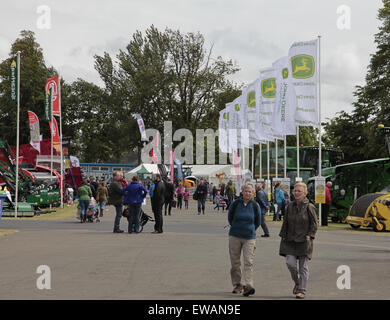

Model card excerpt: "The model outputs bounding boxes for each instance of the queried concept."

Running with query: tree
[0,30,56,145]
[324,0,390,160]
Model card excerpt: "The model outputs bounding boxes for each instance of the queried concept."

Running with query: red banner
[28,111,41,153]
[45,75,60,116]
[49,117,61,153]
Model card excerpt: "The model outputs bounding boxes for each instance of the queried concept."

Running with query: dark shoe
[151,231,159,234]
[113,229,124,233]
[96,218,100,223]
[296,292,305,299]
[128,231,133,234]
[261,234,270,238]
[293,284,299,295]
[232,284,244,294]
[243,286,255,297]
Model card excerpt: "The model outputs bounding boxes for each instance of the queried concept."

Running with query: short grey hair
[243,183,254,191]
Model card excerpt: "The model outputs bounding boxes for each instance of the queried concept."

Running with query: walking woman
[96,181,108,219]
[279,182,318,299]
[228,183,261,297]
[78,179,92,223]
[122,176,148,233]
[176,183,185,210]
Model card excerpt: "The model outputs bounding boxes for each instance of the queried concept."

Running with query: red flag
[28,111,41,153]
[45,75,60,116]
[49,117,61,153]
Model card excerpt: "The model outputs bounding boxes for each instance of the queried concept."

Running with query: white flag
[218,108,230,153]
[227,97,249,150]
[259,68,276,140]
[288,39,318,127]
[134,114,148,141]
[272,56,297,136]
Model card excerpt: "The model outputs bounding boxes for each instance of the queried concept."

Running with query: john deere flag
[259,68,276,139]
[49,116,61,153]
[228,96,249,150]
[44,87,52,121]
[10,56,18,101]
[272,56,297,136]
[218,108,230,153]
[45,75,60,116]
[288,39,318,127]
[28,111,41,153]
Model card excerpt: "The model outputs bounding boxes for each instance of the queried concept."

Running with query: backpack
[230,199,260,226]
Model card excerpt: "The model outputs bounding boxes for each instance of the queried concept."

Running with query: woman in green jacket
[78,180,92,223]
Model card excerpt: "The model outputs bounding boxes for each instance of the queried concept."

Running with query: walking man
[164,178,174,216]
[151,174,165,234]
[108,171,124,233]
[195,179,208,215]
[255,182,270,237]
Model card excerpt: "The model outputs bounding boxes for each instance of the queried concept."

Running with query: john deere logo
[247,91,256,108]
[261,78,276,98]
[235,104,240,111]
[223,112,229,122]
[282,68,289,79]
[291,54,314,79]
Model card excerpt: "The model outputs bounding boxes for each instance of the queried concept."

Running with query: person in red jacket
[322,181,332,226]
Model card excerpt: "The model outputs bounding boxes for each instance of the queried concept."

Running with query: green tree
[324,0,390,160]
[0,30,56,145]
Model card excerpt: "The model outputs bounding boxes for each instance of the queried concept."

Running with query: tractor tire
[373,220,385,232]
[331,216,339,223]
[350,224,361,230]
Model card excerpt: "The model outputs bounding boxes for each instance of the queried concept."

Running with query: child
[183,188,190,210]
[214,191,223,211]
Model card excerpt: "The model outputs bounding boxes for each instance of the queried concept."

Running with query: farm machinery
[0,139,62,216]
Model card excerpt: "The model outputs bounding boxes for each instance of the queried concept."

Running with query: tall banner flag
[243,79,271,145]
[28,111,41,153]
[10,56,18,102]
[45,75,60,116]
[288,39,318,127]
[134,114,148,141]
[44,87,52,121]
[170,150,174,182]
[259,68,276,139]
[175,158,183,183]
[49,117,61,153]
[228,97,249,150]
[218,108,230,153]
[272,56,297,136]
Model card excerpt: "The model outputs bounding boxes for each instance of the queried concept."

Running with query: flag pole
[15,51,21,218]
[59,76,64,208]
[284,135,287,178]
[50,87,53,210]
[259,143,262,181]
[275,138,278,179]
[296,125,300,180]
[251,147,254,180]
[267,140,270,201]
[318,35,322,225]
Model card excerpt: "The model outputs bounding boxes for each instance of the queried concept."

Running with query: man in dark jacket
[108,171,124,233]
[164,178,175,216]
[195,179,208,215]
[255,182,270,237]
[151,173,165,234]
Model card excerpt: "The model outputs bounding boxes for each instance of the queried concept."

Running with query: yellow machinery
[216,172,225,190]
[183,176,197,190]
[345,193,390,232]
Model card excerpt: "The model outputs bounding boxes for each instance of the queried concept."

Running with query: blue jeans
[128,203,142,233]
[197,196,206,213]
[274,202,283,221]
[79,200,90,218]
[113,204,123,231]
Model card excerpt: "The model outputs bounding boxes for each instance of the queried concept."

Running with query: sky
[0,0,384,121]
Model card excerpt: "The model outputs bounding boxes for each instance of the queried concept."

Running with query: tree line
[1,0,390,165]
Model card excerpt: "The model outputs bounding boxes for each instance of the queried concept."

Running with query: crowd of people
[75,172,321,299]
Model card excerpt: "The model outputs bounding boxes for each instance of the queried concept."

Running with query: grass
[2,203,78,221]
[0,229,18,237]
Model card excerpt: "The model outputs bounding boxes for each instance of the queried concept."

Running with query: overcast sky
[0,0,384,121]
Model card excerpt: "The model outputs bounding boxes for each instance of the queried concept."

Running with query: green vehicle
[307,158,390,222]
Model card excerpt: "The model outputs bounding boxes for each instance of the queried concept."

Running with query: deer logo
[291,54,314,79]
[261,78,276,98]
[247,91,256,108]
